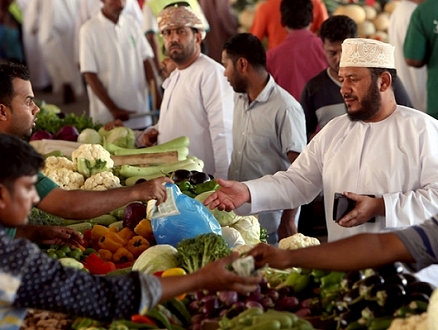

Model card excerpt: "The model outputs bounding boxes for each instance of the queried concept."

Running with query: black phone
[333,193,376,223]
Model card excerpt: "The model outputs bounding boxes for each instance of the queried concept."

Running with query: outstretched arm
[37,177,172,219]
[204,178,251,212]
[247,232,414,271]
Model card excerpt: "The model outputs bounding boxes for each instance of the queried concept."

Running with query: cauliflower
[42,156,84,190]
[278,233,320,250]
[230,215,261,245]
[428,288,438,330]
[388,313,428,330]
[43,156,75,172]
[44,168,85,190]
[71,144,114,178]
[82,171,121,191]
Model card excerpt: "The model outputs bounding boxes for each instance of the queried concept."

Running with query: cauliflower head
[71,144,114,178]
[389,312,428,330]
[43,156,75,172]
[82,171,121,191]
[278,233,320,250]
[44,168,85,190]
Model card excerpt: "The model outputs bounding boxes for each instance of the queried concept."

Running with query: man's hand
[137,128,158,147]
[203,178,251,211]
[133,176,173,205]
[337,192,385,227]
[112,108,136,121]
[246,243,291,270]
[103,119,125,130]
[16,225,85,247]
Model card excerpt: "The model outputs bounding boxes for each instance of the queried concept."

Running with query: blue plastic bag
[151,183,222,247]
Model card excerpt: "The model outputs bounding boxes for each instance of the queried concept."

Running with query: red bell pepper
[131,314,157,325]
[83,253,116,275]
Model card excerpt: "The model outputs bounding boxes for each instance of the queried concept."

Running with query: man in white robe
[204,38,438,285]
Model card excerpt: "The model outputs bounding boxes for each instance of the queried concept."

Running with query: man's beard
[346,82,381,122]
[168,40,195,64]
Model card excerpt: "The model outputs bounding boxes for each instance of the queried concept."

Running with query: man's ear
[379,71,392,91]
[238,57,248,73]
[0,104,7,120]
[0,185,7,210]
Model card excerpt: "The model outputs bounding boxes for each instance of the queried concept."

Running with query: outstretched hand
[17,225,85,247]
[337,192,384,227]
[203,178,251,211]
[134,176,173,205]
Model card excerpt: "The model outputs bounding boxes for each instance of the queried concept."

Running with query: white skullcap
[340,38,395,69]
[157,6,206,40]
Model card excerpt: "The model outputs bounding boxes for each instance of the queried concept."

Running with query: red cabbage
[122,202,147,230]
[29,130,53,141]
[53,125,79,141]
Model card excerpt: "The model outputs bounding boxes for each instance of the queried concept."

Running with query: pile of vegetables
[31,103,101,142]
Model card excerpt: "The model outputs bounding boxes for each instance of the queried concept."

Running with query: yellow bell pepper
[134,219,153,238]
[126,236,150,258]
[91,224,109,241]
[98,249,113,262]
[161,267,187,300]
[98,231,126,253]
[113,247,134,263]
[118,227,135,241]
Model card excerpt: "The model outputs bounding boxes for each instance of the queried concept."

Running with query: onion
[29,130,53,141]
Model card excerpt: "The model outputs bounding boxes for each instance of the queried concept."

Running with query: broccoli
[28,208,64,226]
[176,233,231,273]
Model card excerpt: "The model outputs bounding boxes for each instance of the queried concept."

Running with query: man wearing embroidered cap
[204,37,438,285]
[137,5,234,180]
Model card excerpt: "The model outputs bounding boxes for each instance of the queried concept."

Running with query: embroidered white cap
[340,38,395,69]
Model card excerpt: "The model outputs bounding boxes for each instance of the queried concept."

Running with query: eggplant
[190,171,211,185]
[373,262,404,279]
[217,290,238,306]
[342,270,365,290]
[343,287,362,305]
[385,274,408,287]
[356,274,385,296]
[405,281,435,298]
[337,311,360,329]
[274,296,300,311]
[122,202,146,230]
[171,169,192,182]
[405,292,430,304]
[402,273,418,285]
[376,283,406,312]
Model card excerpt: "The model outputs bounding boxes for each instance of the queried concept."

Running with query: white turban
[340,38,395,69]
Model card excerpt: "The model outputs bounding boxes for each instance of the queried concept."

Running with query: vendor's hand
[112,108,136,122]
[203,178,250,211]
[104,119,125,130]
[337,192,384,227]
[137,128,158,147]
[35,226,84,247]
[247,243,291,270]
[134,176,173,205]
[197,252,262,294]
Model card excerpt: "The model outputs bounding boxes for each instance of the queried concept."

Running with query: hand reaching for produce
[158,252,262,303]
[246,243,292,270]
[111,107,136,122]
[16,225,84,247]
[133,176,173,205]
[203,178,251,211]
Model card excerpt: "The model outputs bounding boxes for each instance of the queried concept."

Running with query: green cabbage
[194,191,240,226]
[132,244,179,274]
[231,215,261,245]
[98,126,135,149]
[77,128,102,144]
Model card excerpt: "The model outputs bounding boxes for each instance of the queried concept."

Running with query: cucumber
[124,174,169,186]
[243,319,281,330]
[115,146,189,161]
[66,222,93,233]
[88,214,118,226]
[108,220,124,231]
[114,136,189,155]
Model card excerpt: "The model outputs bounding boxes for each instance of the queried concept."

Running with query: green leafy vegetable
[98,126,136,149]
[28,207,64,226]
[176,233,231,273]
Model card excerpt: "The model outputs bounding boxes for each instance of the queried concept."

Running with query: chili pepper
[126,235,150,258]
[176,180,192,192]
[131,314,158,325]
[113,247,134,263]
[118,227,135,241]
[320,271,346,290]
[193,179,219,195]
[98,231,126,252]
[134,219,153,239]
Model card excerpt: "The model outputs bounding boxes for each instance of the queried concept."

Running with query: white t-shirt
[80,11,154,129]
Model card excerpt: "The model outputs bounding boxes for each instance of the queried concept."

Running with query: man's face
[323,39,343,76]
[339,67,381,122]
[0,175,40,227]
[162,26,199,65]
[0,78,40,138]
[101,0,126,20]
[221,50,247,93]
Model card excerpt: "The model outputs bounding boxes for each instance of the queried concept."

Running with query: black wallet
[333,193,376,223]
